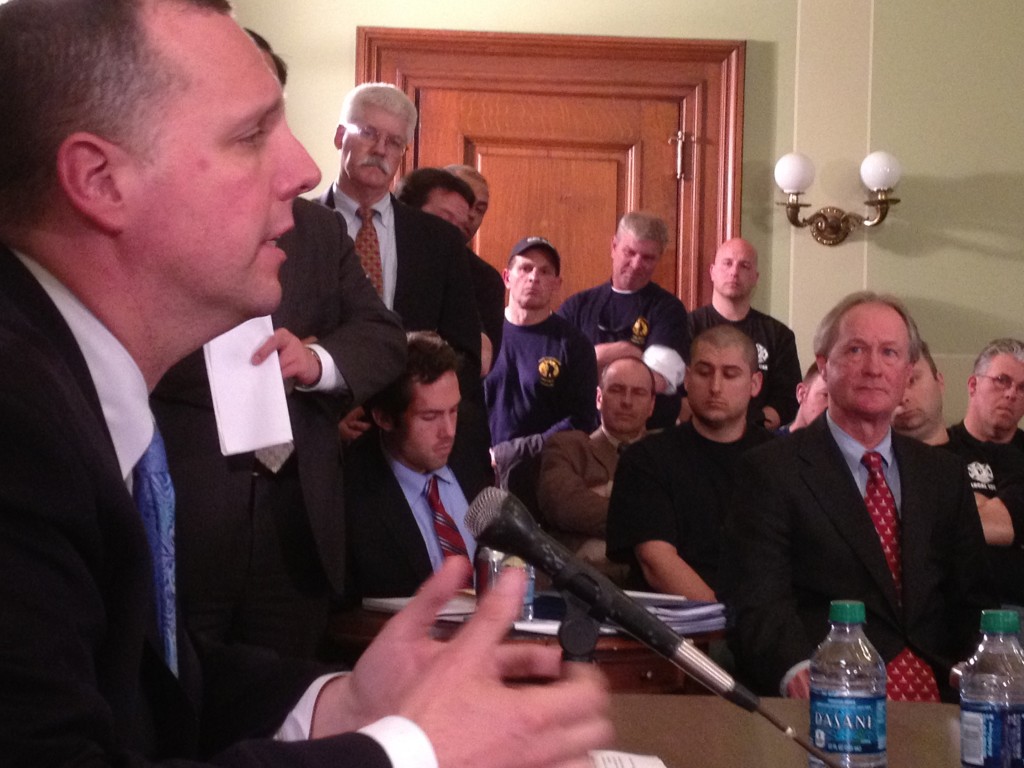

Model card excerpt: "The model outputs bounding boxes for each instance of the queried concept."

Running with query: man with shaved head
[688,237,801,430]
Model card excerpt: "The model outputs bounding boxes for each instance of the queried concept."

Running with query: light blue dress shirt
[386,453,477,570]
[825,410,903,512]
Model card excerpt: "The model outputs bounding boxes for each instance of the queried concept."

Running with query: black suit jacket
[0,245,390,765]
[344,430,489,599]
[723,415,993,700]
[152,198,406,595]
[467,247,505,355]
[317,188,481,375]
[318,188,493,492]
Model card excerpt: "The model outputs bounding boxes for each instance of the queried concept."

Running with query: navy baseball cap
[508,236,561,275]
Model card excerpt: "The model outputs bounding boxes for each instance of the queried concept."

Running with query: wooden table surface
[610,695,960,767]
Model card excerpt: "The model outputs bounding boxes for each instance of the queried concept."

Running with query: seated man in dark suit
[724,292,993,702]
[345,332,491,598]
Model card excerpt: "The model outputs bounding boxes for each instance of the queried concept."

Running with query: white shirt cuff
[780,659,811,697]
[296,343,347,394]
[275,673,342,740]
[274,675,438,768]
[359,715,438,768]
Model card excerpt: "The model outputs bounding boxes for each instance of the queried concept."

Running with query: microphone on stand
[465,486,843,768]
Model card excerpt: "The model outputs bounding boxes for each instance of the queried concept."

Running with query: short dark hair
[245,28,288,86]
[395,168,475,210]
[366,331,459,423]
[690,325,759,374]
[0,0,232,226]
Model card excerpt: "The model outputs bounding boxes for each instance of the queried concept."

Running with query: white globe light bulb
[774,153,815,194]
[860,151,902,191]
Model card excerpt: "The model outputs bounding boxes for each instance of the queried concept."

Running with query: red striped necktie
[426,474,468,559]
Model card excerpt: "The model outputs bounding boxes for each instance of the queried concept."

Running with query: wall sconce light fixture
[773,151,902,246]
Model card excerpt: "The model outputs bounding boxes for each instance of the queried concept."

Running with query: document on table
[590,750,666,768]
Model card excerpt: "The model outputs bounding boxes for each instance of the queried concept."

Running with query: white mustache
[361,156,392,175]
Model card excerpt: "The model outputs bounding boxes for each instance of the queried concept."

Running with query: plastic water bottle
[474,547,535,621]
[808,600,887,768]
[959,609,1024,768]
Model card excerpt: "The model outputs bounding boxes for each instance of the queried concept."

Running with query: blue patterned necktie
[133,426,178,676]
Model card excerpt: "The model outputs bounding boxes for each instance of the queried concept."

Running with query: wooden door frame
[356,27,745,308]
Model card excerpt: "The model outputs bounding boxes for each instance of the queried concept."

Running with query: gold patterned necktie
[355,206,383,297]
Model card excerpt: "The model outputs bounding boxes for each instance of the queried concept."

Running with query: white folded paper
[203,316,293,455]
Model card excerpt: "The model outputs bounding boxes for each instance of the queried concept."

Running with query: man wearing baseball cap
[484,237,599,490]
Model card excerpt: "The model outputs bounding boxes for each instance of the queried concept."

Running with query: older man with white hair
[319,84,492,490]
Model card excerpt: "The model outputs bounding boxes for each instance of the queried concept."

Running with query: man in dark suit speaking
[724,292,993,703]
[0,1,611,765]
[345,332,491,598]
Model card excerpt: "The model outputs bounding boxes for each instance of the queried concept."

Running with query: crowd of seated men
[156,35,1023,710]
[235,69,1019,708]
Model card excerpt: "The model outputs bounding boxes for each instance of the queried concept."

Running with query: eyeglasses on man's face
[976,373,1024,396]
[343,122,408,153]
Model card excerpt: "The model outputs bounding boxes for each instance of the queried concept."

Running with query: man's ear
[750,370,764,398]
[55,132,132,234]
[370,407,393,432]
[333,124,346,150]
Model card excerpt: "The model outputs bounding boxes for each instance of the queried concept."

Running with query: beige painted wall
[234,0,1024,423]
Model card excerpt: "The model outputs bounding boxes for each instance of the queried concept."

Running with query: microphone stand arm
[551,566,843,768]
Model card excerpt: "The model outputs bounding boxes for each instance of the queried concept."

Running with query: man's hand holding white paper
[203,316,293,456]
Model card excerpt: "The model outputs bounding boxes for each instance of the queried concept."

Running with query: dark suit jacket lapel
[368,439,435,582]
[797,418,903,614]
[391,197,419,316]
[0,246,201,734]
[0,247,109,440]
[317,186,336,210]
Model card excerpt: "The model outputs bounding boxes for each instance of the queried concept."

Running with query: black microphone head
[466,486,547,560]
[465,486,510,538]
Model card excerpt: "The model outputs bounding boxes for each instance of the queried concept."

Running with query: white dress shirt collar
[14,251,152,482]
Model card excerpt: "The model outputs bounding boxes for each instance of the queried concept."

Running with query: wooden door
[358,28,745,309]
